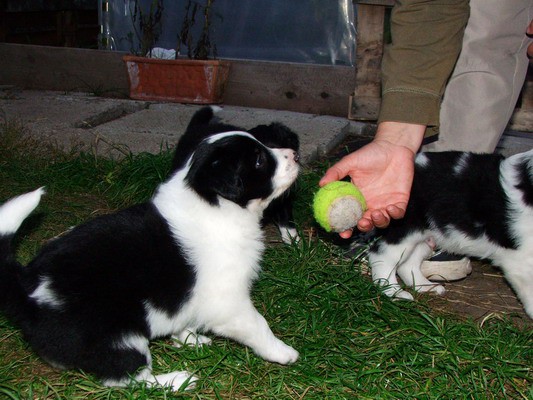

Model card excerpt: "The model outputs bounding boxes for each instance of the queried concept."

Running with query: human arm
[379,0,470,130]
[320,0,469,237]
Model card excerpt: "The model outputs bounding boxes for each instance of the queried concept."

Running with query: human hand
[319,122,425,237]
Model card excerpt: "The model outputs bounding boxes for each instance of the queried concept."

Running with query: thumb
[319,165,347,187]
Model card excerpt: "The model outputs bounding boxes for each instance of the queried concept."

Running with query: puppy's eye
[255,150,265,169]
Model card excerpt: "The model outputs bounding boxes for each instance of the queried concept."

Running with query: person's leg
[421,1,532,278]
[423,0,533,153]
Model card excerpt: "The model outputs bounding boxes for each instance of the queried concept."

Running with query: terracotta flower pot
[123,55,230,104]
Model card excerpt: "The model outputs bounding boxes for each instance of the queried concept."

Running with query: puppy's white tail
[0,187,45,236]
[0,188,44,325]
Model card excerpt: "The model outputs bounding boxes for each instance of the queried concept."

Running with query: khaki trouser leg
[423,0,533,153]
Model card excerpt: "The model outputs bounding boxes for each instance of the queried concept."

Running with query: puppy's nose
[293,151,300,163]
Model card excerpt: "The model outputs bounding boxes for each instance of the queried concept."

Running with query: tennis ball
[313,181,367,233]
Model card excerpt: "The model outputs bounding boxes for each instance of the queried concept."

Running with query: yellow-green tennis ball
[313,181,367,233]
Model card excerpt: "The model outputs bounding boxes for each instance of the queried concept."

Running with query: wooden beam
[0,43,355,117]
[355,0,395,6]
[0,43,129,96]
[349,3,388,120]
[224,61,354,116]
[510,79,533,132]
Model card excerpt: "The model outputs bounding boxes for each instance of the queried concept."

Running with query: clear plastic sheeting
[98,0,356,66]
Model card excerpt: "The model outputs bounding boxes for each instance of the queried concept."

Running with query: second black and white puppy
[369,150,533,319]
[249,122,300,243]
[174,106,301,244]
[0,107,300,390]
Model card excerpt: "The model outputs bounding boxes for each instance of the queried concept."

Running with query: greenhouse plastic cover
[99,0,356,66]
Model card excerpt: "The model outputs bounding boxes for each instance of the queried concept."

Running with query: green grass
[0,117,531,399]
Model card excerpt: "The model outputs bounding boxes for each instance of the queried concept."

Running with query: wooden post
[349,1,395,121]
[509,76,533,132]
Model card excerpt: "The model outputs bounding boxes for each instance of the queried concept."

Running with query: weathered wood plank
[519,79,533,111]
[0,43,130,96]
[224,61,355,116]
[509,109,533,133]
[349,3,387,120]
[355,0,396,6]
[0,43,355,117]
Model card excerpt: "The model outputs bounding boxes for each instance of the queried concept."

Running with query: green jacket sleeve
[378,0,470,137]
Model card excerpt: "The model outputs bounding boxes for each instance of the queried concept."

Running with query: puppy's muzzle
[293,151,300,163]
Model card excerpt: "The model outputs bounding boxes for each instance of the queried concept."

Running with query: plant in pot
[123,0,230,104]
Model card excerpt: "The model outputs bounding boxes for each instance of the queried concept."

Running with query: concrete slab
[0,89,367,164]
[0,90,148,153]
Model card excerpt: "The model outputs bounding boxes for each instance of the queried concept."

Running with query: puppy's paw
[280,227,300,245]
[172,330,212,348]
[415,283,446,295]
[153,371,198,391]
[261,339,299,365]
[392,289,414,301]
[379,284,414,300]
[272,342,299,365]
[135,369,197,391]
[429,284,446,295]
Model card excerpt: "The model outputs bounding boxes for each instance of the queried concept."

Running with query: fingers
[339,229,354,239]
[356,218,374,232]
[329,203,406,236]
[356,214,386,232]
[385,203,407,220]
[355,204,407,233]
[336,209,391,238]
[364,210,390,229]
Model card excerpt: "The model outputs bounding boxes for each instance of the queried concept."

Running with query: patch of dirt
[427,261,531,326]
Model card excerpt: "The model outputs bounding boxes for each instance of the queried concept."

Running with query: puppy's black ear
[171,107,218,172]
[249,123,300,151]
[185,142,245,206]
[203,159,246,205]
[186,106,219,129]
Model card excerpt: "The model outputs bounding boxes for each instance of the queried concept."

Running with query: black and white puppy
[173,107,301,244]
[369,150,533,319]
[249,122,301,243]
[0,107,300,390]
